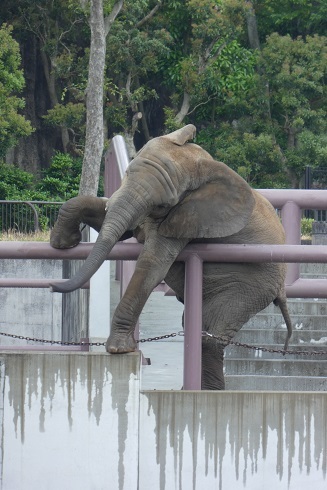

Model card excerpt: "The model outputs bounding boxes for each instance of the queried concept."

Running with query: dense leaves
[0,24,33,157]
[0,0,326,190]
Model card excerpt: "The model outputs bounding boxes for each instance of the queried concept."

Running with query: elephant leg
[201,337,225,390]
[166,264,226,390]
[107,234,188,353]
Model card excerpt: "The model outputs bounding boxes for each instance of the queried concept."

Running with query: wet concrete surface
[110,265,184,391]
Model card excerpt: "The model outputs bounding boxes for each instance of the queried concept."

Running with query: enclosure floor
[110,264,184,390]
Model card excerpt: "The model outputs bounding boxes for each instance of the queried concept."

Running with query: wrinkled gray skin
[50,124,292,390]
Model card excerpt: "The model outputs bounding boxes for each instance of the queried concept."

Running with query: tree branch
[104,0,124,36]
[135,1,162,29]
[186,93,218,116]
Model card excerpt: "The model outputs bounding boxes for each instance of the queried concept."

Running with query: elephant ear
[158,159,255,239]
[161,124,196,146]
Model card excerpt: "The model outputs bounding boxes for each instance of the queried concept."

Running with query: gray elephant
[50,124,292,390]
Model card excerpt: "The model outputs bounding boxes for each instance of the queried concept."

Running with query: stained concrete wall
[0,352,140,490]
[0,352,326,490]
[139,391,327,489]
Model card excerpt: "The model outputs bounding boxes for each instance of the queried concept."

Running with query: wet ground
[110,264,184,390]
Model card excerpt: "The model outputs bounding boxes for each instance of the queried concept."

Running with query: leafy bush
[301,218,314,237]
[0,152,103,203]
[37,152,82,200]
[0,24,33,157]
[0,163,35,199]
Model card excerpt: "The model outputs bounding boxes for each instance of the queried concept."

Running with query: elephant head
[49,124,255,293]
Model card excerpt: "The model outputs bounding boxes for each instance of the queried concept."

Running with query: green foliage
[1,0,326,192]
[0,24,33,157]
[255,0,327,38]
[37,152,83,200]
[0,152,87,202]
[43,103,85,129]
[205,40,257,96]
[197,124,286,187]
[261,33,327,184]
[301,218,314,237]
[163,107,184,133]
[0,163,35,200]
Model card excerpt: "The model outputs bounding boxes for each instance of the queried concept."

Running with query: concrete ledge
[1,352,327,489]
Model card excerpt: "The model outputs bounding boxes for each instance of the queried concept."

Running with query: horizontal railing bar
[0,345,87,351]
[0,242,327,263]
[0,277,324,297]
[259,189,327,209]
[286,278,327,298]
[0,200,63,204]
[0,279,89,288]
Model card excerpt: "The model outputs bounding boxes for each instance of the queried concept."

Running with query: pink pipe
[1,242,327,264]
[183,254,203,390]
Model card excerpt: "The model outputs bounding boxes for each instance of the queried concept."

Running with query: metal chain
[1,330,327,356]
[0,331,177,347]
[202,332,327,357]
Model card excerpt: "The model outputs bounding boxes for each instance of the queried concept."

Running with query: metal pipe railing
[1,240,327,387]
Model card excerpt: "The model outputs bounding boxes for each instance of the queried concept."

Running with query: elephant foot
[106,331,136,353]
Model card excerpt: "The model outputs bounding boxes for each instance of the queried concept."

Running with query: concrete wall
[0,351,326,490]
[139,391,327,489]
[0,259,62,346]
[0,236,110,347]
[0,352,140,490]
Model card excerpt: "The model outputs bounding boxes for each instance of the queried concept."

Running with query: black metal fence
[303,167,327,220]
[0,201,63,233]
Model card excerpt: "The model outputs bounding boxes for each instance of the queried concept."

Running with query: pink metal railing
[1,238,327,386]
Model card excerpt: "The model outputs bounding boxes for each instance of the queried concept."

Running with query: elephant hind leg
[201,337,225,390]
[273,291,292,351]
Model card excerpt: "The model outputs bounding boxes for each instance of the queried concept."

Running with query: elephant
[49,124,292,390]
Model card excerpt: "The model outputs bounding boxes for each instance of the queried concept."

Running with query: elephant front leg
[106,235,188,353]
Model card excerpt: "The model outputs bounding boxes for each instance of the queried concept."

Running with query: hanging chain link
[201,331,327,357]
[1,330,327,356]
[0,331,178,347]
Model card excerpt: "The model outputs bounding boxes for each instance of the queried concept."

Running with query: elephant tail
[274,291,292,352]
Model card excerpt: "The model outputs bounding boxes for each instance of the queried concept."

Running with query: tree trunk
[79,0,106,196]
[79,0,123,196]
[175,92,191,125]
[40,48,70,153]
[245,2,261,51]
[5,34,58,172]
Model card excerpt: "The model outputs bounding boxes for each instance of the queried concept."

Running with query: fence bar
[281,201,302,285]
[0,345,88,351]
[285,278,327,298]
[1,242,327,265]
[259,189,327,209]
[0,279,89,288]
[184,254,203,390]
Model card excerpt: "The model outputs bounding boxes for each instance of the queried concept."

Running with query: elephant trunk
[49,184,149,293]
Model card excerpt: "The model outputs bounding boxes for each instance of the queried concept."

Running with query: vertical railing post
[281,201,302,284]
[183,254,203,390]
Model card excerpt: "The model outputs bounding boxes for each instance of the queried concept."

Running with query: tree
[200,32,327,189]
[254,0,327,38]
[104,0,167,152]
[0,24,33,158]
[78,0,124,196]
[156,0,254,127]
[261,33,327,187]
[15,0,87,153]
